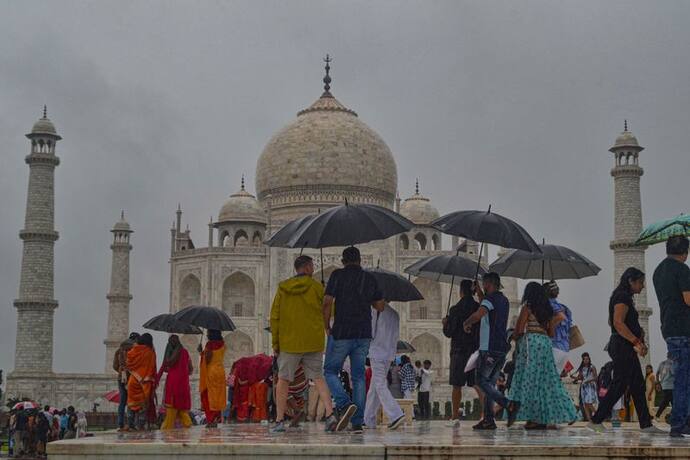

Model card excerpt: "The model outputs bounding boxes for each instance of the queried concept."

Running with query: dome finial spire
[241,174,245,191]
[120,210,125,220]
[42,105,47,119]
[624,119,628,132]
[323,54,332,95]
[415,178,419,195]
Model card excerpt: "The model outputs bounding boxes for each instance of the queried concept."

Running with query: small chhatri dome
[112,210,132,232]
[400,179,440,225]
[256,56,397,205]
[610,119,643,151]
[29,105,60,138]
[218,176,266,224]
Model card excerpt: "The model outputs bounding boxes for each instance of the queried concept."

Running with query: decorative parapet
[611,165,643,177]
[25,153,60,166]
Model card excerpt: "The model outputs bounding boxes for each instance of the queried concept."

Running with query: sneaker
[641,425,667,435]
[388,415,405,431]
[506,400,521,428]
[586,422,605,434]
[324,414,338,433]
[270,421,286,434]
[349,424,364,434]
[446,419,461,428]
[335,404,357,432]
[472,420,497,430]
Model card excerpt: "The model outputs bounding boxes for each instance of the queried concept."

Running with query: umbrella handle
[446,274,456,315]
[474,241,485,280]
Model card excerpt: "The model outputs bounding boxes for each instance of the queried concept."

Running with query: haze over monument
[2,0,690,391]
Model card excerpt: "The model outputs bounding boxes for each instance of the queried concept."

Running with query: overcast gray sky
[2,0,690,375]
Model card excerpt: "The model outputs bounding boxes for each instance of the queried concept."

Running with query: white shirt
[368,304,400,362]
[420,368,433,392]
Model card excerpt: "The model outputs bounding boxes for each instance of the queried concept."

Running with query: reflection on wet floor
[63,420,690,450]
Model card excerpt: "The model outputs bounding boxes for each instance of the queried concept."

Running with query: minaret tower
[13,107,61,375]
[104,212,133,372]
[609,120,651,364]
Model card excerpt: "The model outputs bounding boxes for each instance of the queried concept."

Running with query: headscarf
[163,334,182,367]
[138,333,154,348]
[208,329,223,341]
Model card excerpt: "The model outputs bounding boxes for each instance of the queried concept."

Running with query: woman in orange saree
[199,329,227,427]
[126,333,157,430]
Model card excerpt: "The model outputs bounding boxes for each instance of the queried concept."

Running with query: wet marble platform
[48,421,690,459]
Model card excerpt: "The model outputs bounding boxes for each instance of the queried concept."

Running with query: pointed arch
[234,229,249,247]
[432,234,440,251]
[414,233,427,250]
[220,231,231,247]
[409,278,442,320]
[400,234,410,250]
[252,231,263,246]
[222,271,255,317]
[223,330,254,368]
[179,274,201,308]
[410,332,442,373]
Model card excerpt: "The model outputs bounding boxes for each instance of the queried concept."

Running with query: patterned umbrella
[636,214,690,246]
[12,401,40,411]
[103,390,120,404]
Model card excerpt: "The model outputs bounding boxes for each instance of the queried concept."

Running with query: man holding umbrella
[323,247,385,433]
[463,272,520,430]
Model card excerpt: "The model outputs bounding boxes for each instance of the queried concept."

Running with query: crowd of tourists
[6,405,86,457]
[16,235,688,441]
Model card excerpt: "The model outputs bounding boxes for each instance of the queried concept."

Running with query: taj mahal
[4,61,650,410]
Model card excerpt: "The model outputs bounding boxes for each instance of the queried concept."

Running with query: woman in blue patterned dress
[508,282,577,429]
[571,352,598,421]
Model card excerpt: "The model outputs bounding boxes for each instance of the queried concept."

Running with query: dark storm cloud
[1,0,690,373]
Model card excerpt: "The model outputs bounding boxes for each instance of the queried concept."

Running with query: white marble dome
[400,187,440,225]
[112,211,132,232]
[218,185,266,224]
[612,130,640,149]
[255,91,398,205]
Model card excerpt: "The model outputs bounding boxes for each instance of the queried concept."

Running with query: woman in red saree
[126,333,157,430]
[158,335,193,429]
[199,329,226,427]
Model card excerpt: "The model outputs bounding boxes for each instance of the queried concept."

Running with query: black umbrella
[490,243,601,282]
[173,305,236,331]
[405,252,488,314]
[433,206,541,281]
[264,214,316,248]
[404,254,487,283]
[397,340,416,353]
[267,202,414,249]
[143,313,203,334]
[365,268,424,302]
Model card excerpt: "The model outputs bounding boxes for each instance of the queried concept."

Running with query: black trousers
[592,336,651,428]
[418,391,431,419]
[656,389,673,418]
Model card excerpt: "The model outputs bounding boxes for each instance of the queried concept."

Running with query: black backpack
[597,361,614,397]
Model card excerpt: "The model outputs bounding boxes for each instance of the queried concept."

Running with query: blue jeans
[117,380,128,429]
[476,350,508,423]
[666,336,690,432]
[324,337,371,426]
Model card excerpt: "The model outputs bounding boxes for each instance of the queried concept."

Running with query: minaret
[13,107,61,375]
[609,121,651,364]
[104,211,133,372]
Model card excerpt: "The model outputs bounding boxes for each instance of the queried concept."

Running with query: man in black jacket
[442,279,482,426]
